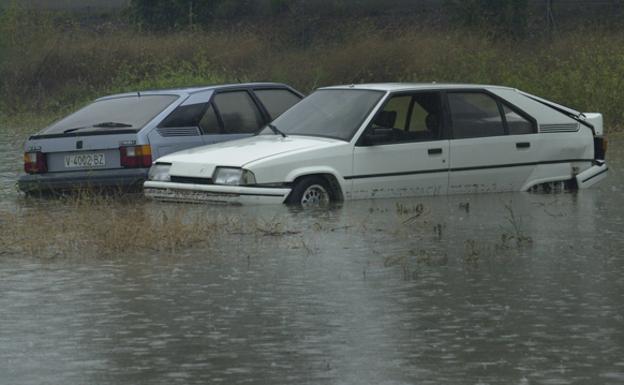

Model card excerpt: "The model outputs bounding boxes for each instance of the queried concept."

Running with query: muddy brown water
[1,125,623,385]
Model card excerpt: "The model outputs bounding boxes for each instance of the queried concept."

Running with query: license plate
[64,153,106,168]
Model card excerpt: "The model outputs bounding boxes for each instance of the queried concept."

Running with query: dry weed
[0,199,223,258]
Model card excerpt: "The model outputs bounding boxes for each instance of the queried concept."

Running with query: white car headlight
[148,163,171,182]
[213,167,256,186]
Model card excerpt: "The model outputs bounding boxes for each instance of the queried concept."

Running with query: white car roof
[320,83,516,92]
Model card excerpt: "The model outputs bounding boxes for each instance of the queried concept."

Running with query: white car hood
[160,135,343,178]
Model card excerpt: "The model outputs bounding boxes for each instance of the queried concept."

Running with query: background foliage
[1,0,624,129]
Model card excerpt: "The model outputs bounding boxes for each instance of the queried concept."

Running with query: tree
[129,0,260,30]
[445,0,529,38]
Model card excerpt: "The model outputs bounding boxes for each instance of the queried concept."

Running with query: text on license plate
[64,153,106,168]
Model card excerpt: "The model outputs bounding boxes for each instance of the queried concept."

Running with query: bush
[129,0,263,30]
[445,0,529,37]
[1,6,624,130]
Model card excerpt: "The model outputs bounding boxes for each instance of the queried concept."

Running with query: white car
[144,83,608,206]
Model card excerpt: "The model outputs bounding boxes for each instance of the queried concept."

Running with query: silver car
[18,83,303,193]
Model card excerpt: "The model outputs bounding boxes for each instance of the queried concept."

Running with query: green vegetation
[1,3,624,130]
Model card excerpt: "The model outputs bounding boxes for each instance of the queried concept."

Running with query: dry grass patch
[0,198,229,258]
[0,194,323,259]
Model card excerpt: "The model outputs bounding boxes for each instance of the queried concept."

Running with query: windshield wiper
[63,125,89,134]
[268,123,287,138]
[63,122,133,134]
[92,122,133,128]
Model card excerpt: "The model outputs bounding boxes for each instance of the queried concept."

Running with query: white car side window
[448,93,505,139]
[503,104,534,135]
[369,92,443,144]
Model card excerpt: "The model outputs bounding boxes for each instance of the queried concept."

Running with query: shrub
[445,0,529,37]
[1,6,624,130]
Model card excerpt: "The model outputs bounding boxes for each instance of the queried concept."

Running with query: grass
[0,193,539,274]
[0,198,222,258]
[0,194,327,259]
[2,8,624,131]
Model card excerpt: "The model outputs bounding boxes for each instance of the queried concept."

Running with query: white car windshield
[261,89,384,141]
[42,94,178,135]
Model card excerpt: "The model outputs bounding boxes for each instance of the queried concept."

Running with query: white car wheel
[287,176,333,207]
[301,184,330,207]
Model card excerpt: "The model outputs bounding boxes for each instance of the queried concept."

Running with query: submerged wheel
[287,176,333,207]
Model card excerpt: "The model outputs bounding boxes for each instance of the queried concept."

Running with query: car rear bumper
[143,181,290,205]
[576,161,608,189]
[18,168,149,193]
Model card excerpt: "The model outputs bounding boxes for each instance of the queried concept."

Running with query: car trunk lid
[24,132,145,173]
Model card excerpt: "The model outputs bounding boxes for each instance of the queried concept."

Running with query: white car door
[350,92,450,199]
[446,91,539,194]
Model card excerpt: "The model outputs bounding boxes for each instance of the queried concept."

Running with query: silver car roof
[96,82,298,101]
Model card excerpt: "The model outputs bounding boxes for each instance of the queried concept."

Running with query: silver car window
[199,104,220,134]
[254,89,302,120]
[213,91,264,134]
[159,102,208,128]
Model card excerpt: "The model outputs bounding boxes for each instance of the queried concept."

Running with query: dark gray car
[18,83,303,193]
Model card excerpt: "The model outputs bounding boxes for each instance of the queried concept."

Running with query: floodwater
[1,124,623,385]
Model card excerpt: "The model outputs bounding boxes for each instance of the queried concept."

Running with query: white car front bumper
[143,181,291,205]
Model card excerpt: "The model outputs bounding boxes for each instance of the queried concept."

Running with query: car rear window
[41,95,178,135]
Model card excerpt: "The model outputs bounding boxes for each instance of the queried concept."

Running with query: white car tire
[287,176,333,207]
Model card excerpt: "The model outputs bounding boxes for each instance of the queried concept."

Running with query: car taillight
[24,151,47,174]
[594,137,607,160]
[120,145,152,168]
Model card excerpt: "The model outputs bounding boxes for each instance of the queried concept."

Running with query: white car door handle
[428,148,443,155]
[516,142,531,149]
